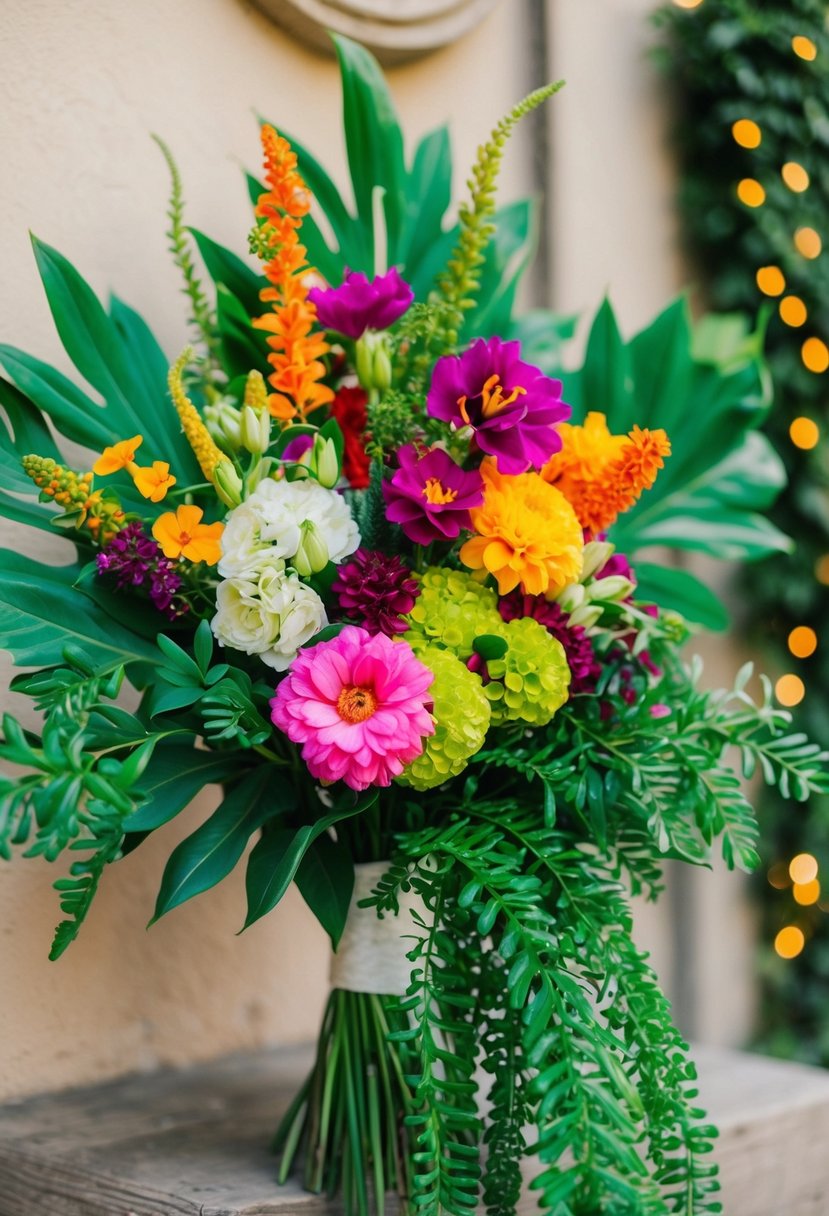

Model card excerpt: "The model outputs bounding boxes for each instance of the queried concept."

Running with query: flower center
[337,685,378,723]
[178,530,192,546]
[457,374,526,425]
[422,477,458,505]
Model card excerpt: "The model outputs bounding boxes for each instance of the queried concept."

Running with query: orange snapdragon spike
[132,461,177,503]
[251,123,334,422]
[93,435,143,475]
[541,411,671,533]
[152,504,223,565]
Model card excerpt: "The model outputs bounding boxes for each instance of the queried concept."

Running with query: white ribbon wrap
[329,861,428,996]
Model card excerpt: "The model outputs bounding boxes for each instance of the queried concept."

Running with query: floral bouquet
[2,35,827,1216]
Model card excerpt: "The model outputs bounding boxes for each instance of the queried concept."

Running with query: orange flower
[93,434,177,503]
[132,461,177,503]
[251,124,334,422]
[541,411,671,533]
[93,435,143,475]
[152,504,223,565]
[460,460,583,597]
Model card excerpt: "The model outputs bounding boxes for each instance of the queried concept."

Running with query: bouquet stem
[274,988,416,1214]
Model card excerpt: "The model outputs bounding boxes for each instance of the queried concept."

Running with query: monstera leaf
[558,298,789,626]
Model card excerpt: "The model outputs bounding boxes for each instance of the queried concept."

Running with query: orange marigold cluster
[251,124,333,422]
[541,411,671,534]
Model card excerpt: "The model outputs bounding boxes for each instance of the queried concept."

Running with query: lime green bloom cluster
[405,567,501,658]
[399,646,491,791]
[483,617,570,727]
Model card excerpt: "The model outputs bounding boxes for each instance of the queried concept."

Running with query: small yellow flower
[152,504,224,565]
[132,461,177,503]
[93,435,143,476]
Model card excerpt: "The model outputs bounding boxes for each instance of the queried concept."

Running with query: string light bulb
[801,337,829,373]
[732,119,762,148]
[794,880,821,906]
[788,626,817,658]
[789,854,819,885]
[792,35,818,61]
[775,674,805,706]
[775,925,805,959]
[789,416,820,448]
[794,227,822,258]
[737,178,766,207]
[782,162,810,192]
[780,296,808,328]
[756,266,786,296]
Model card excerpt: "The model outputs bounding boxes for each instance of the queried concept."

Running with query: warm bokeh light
[780,296,808,327]
[767,860,792,890]
[794,227,822,258]
[815,555,829,585]
[788,625,818,658]
[801,337,829,373]
[789,853,819,885]
[792,35,818,61]
[737,178,766,207]
[789,416,820,448]
[732,119,762,148]
[775,925,805,959]
[756,265,785,296]
[794,880,821,906]
[782,162,810,192]
[673,0,704,7]
[775,674,805,706]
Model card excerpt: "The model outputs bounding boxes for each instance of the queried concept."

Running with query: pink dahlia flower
[270,625,434,791]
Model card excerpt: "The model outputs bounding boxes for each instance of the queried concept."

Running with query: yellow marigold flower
[460,459,583,597]
[542,411,671,533]
[152,504,224,565]
[168,348,225,481]
[132,461,177,503]
[93,435,143,476]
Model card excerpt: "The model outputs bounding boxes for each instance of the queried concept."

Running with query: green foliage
[654,0,829,1066]
[151,134,221,367]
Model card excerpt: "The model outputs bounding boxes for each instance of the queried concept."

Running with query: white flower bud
[581,540,615,581]
[240,405,271,455]
[292,521,330,577]
[589,575,635,603]
[213,459,243,509]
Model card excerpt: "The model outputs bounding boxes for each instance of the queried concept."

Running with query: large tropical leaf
[0,550,159,669]
[125,742,241,833]
[0,238,199,480]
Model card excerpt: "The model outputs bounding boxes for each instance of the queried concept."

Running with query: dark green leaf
[295,833,355,948]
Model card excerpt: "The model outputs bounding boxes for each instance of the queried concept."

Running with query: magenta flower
[270,625,434,791]
[382,444,484,546]
[332,548,420,637]
[498,591,600,695]
[308,267,414,340]
[427,337,570,474]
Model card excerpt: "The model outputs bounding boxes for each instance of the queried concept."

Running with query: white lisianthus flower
[218,476,359,578]
[211,560,327,670]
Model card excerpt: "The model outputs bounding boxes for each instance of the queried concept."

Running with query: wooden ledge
[1,1045,828,1215]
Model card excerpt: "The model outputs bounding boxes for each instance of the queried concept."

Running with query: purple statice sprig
[97,521,188,620]
[332,548,420,637]
[308,267,414,340]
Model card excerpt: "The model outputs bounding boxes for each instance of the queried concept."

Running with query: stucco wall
[0,0,536,1101]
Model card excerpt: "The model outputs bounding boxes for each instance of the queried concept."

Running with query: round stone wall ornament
[251,0,500,65]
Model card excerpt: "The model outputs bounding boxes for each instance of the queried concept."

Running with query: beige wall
[0,0,536,1101]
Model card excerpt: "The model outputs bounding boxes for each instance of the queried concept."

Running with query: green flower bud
[355,332,393,392]
[355,336,374,389]
[556,583,586,613]
[203,398,243,451]
[589,575,635,602]
[213,459,243,508]
[309,435,340,488]
[292,521,330,577]
[581,540,615,581]
[372,342,392,392]
[241,405,271,454]
[567,603,603,630]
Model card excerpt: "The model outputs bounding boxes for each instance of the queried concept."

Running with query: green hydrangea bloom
[405,567,502,660]
[484,617,571,727]
[399,646,491,791]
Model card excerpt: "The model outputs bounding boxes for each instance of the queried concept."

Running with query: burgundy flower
[382,444,484,546]
[308,267,414,340]
[331,386,371,489]
[427,337,570,475]
[498,590,600,695]
[332,548,420,637]
[97,521,187,620]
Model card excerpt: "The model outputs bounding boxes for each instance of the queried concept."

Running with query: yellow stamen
[337,685,377,723]
[422,477,458,505]
[457,374,526,425]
